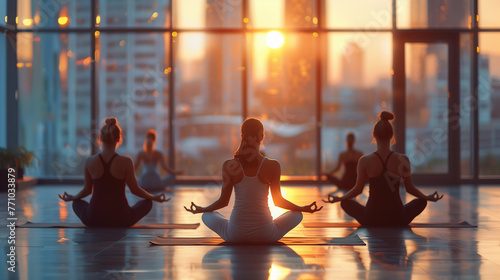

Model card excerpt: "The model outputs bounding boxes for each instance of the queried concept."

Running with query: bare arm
[270,160,322,213]
[185,160,234,213]
[324,157,368,203]
[59,159,93,201]
[401,156,443,201]
[125,157,169,202]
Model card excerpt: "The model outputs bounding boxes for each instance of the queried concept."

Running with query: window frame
[2,0,498,184]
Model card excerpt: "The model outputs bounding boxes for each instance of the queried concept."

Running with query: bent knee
[291,211,303,223]
[419,198,428,208]
[340,199,354,210]
[201,211,216,224]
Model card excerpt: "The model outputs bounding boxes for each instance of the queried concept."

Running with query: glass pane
[0,33,5,147]
[99,0,171,28]
[325,0,392,29]
[17,0,91,29]
[478,33,500,177]
[249,0,317,28]
[405,43,448,173]
[248,32,316,176]
[97,33,170,161]
[322,33,392,173]
[0,2,6,27]
[174,33,242,176]
[479,0,500,28]
[397,0,472,29]
[460,33,472,178]
[18,33,92,177]
[173,0,241,28]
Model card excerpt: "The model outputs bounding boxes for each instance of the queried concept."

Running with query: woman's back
[140,151,160,173]
[367,152,401,199]
[230,157,273,226]
[87,153,129,212]
[364,151,404,224]
[86,152,128,180]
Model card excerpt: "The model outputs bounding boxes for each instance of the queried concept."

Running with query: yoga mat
[150,235,365,246]
[17,221,200,229]
[302,221,477,228]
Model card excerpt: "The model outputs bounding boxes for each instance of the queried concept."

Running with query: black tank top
[366,151,403,216]
[89,154,129,211]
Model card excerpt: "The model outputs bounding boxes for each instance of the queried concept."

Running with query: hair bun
[105,117,117,126]
[379,111,395,121]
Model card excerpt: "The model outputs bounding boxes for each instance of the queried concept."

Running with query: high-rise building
[98,0,170,155]
[341,42,364,89]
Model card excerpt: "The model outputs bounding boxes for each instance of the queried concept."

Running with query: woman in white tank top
[185,118,322,243]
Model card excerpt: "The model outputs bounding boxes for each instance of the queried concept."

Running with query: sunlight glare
[266,31,284,49]
[269,263,291,280]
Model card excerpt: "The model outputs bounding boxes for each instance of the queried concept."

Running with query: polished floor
[1,184,500,279]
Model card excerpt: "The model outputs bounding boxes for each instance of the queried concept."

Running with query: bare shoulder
[260,158,280,183]
[115,154,134,167]
[392,152,409,163]
[84,154,99,167]
[223,159,240,175]
[359,153,374,163]
[264,158,280,170]
[393,153,411,171]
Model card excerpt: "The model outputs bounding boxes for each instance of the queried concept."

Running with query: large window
[17,33,92,177]
[322,33,392,174]
[478,33,500,177]
[249,32,317,175]
[96,32,170,159]
[174,33,243,176]
[3,0,499,182]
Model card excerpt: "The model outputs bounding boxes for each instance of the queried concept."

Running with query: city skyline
[5,0,500,178]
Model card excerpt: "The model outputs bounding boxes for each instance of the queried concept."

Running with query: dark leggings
[72,199,153,227]
[340,198,427,226]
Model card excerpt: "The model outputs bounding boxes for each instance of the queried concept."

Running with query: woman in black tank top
[323,111,443,226]
[59,118,169,227]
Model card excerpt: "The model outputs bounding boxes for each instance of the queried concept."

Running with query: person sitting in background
[59,118,168,227]
[135,129,183,192]
[323,111,443,226]
[185,118,322,242]
[323,132,363,192]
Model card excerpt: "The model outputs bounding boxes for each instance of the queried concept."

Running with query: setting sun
[266,31,284,49]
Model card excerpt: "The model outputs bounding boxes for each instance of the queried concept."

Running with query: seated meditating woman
[323,111,443,226]
[184,118,322,242]
[58,118,169,227]
[135,129,183,192]
[323,132,363,192]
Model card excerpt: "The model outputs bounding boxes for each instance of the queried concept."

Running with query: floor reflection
[1,184,499,279]
[354,227,425,279]
[201,245,324,280]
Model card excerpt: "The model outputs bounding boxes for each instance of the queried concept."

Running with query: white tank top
[230,157,273,226]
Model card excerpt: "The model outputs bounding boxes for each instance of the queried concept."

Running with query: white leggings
[202,211,303,243]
